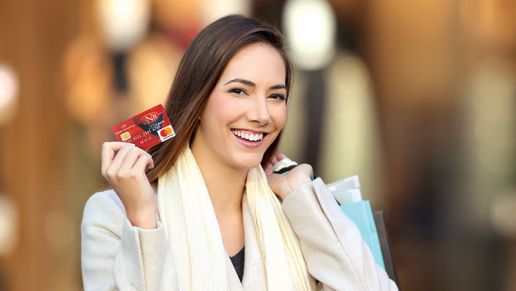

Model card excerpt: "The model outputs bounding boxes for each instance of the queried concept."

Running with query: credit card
[111,104,175,150]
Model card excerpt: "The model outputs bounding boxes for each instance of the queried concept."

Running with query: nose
[248,96,271,125]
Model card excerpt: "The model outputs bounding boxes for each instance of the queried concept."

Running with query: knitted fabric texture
[157,146,316,290]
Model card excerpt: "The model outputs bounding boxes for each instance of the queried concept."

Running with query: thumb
[264,162,273,175]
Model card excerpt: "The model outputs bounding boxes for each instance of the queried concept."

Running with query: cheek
[270,105,287,130]
[203,94,237,124]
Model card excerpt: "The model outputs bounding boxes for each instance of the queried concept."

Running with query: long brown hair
[147,15,293,182]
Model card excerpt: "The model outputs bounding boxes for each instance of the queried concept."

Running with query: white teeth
[232,130,263,142]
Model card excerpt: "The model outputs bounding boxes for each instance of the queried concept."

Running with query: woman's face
[192,43,287,171]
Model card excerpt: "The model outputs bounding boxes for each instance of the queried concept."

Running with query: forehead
[219,43,287,86]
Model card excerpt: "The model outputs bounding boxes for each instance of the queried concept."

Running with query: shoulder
[84,189,125,214]
[82,189,126,230]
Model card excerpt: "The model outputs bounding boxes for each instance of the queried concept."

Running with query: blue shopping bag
[327,176,385,270]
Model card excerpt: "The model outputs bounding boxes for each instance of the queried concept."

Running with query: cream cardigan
[81,178,398,291]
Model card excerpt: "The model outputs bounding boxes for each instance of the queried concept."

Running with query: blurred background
[0,0,515,290]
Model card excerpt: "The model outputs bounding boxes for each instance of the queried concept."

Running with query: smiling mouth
[231,129,265,142]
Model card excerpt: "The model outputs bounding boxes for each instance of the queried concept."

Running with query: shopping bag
[327,176,397,282]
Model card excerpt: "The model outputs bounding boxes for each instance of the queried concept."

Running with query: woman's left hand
[265,153,313,200]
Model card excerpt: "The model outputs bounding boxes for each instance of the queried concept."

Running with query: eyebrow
[224,78,286,90]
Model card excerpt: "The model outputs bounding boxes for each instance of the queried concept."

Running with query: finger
[270,153,288,165]
[132,153,154,173]
[101,142,132,175]
[276,152,287,160]
[269,154,280,165]
[120,146,146,170]
[104,143,136,178]
[264,162,273,175]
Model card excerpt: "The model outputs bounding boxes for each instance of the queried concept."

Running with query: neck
[190,146,247,215]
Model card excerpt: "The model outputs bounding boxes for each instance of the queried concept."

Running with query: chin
[234,154,264,170]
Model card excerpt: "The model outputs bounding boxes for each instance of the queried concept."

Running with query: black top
[229,247,245,282]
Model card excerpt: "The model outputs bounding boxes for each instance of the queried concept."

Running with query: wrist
[126,202,157,229]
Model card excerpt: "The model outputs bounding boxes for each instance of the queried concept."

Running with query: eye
[269,93,287,101]
[229,88,248,95]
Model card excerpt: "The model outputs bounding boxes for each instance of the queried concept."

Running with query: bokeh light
[283,0,336,70]
[96,0,151,51]
[0,64,19,124]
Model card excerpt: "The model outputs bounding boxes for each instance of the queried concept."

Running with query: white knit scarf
[157,146,316,290]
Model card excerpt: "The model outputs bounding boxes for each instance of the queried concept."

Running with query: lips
[231,129,265,142]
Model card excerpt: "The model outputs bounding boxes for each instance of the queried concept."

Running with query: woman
[81,15,398,291]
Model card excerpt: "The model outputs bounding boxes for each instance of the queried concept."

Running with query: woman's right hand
[101,142,158,229]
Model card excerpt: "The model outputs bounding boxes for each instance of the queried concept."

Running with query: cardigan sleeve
[81,190,174,291]
[281,178,398,291]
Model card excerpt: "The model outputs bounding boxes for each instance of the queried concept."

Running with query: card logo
[158,125,175,142]
[140,112,160,124]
